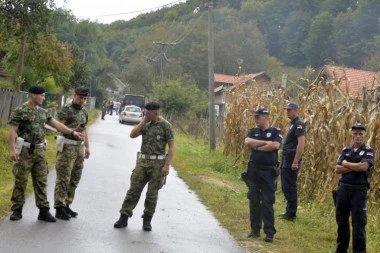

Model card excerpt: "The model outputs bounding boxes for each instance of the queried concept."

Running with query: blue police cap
[75,87,90,96]
[28,86,45,94]
[284,102,299,109]
[144,101,160,111]
[252,108,269,116]
[351,123,366,131]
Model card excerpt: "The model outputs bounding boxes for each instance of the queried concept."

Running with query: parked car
[119,105,143,124]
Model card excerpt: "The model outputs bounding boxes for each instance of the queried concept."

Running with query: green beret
[28,86,46,94]
[75,87,90,96]
[144,101,160,110]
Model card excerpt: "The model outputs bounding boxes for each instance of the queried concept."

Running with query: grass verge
[172,134,380,253]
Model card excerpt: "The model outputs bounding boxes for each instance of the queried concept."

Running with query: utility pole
[153,42,176,83]
[206,0,216,151]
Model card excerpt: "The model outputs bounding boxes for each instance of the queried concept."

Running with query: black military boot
[10,206,23,221]
[142,214,152,231]
[66,205,78,218]
[55,207,71,220]
[38,207,56,222]
[114,214,129,228]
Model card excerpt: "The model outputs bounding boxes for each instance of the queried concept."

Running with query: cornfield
[223,73,380,213]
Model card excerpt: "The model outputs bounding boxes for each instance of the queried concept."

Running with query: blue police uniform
[281,116,305,217]
[335,144,374,253]
[246,126,282,237]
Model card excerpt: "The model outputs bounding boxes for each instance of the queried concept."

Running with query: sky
[56,0,187,24]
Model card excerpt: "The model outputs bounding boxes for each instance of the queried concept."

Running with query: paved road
[0,114,246,253]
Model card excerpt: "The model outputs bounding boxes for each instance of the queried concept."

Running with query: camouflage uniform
[54,103,88,208]
[9,104,52,210]
[120,118,174,217]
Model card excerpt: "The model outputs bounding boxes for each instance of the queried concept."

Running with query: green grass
[0,109,101,219]
[172,134,380,253]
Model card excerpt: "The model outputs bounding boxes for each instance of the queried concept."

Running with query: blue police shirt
[336,145,375,186]
[282,116,306,151]
[246,127,282,166]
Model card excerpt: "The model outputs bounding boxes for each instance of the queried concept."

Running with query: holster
[241,172,254,188]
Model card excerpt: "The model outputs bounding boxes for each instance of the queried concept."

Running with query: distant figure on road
[114,101,121,115]
[279,102,305,221]
[244,108,282,243]
[114,101,175,231]
[101,99,108,120]
[8,86,83,223]
[334,123,374,253]
[108,100,114,115]
[53,87,90,220]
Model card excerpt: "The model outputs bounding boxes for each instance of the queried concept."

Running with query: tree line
[1,0,379,114]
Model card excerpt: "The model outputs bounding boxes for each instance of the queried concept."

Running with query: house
[214,72,271,117]
[322,65,380,100]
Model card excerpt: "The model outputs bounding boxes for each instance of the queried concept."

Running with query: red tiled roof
[323,65,380,99]
[214,72,270,92]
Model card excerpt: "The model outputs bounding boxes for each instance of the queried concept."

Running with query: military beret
[144,101,160,110]
[351,123,366,131]
[75,86,90,96]
[284,102,299,109]
[252,108,269,116]
[28,86,45,94]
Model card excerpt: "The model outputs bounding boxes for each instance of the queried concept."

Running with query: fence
[0,89,26,127]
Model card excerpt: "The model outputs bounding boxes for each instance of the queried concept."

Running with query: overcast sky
[56,0,186,24]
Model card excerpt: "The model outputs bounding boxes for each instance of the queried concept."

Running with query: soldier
[244,108,282,243]
[279,102,305,221]
[53,87,90,220]
[335,123,374,253]
[114,101,175,231]
[8,86,83,222]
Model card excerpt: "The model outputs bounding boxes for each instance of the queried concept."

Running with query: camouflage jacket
[141,118,174,155]
[9,104,52,143]
[58,103,88,140]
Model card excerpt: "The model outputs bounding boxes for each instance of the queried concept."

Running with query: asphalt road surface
[0,113,246,253]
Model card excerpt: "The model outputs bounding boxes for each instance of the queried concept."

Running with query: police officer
[244,108,282,243]
[335,123,374,253]
[54,87,90,220]
[279,102,305,221]
[8,86,83,222]
[114,101,175,231]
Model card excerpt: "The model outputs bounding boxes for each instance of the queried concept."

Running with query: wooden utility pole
[207,0,216,151]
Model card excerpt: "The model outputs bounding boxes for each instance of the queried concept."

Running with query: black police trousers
[247,163,277,236]
[335,184,367,253]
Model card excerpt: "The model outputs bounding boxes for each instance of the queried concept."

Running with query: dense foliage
[1,0,379,109]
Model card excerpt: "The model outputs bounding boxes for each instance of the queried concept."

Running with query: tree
[303,12,335,68]
[152,79,208,117]
[0,0,58,91]
[279,11,311,66]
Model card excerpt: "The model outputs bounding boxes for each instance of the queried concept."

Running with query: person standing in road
[335,123,374,253]
[279,102,305,221]
[54,87,90,220]
[101,99,108,120]
[114,101,175,231]
[244,108,282,243]
[8,86,83,223]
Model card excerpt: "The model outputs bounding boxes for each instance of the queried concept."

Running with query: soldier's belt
[23,142,45,149]
[64,137,84,146]
[137,153,166,160]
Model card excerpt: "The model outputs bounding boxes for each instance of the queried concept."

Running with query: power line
[72,0,186,19]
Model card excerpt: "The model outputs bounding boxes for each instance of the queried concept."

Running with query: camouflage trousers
[120,158,166,217]
[54,144,84,208]
[11,147,49,210]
